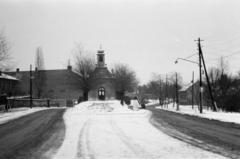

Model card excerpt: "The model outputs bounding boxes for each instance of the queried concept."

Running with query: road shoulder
[149,106,240,159]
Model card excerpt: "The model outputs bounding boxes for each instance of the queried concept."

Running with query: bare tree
[0,31,11,70]
[111,63,138,103]
[35,47,45,70]
[147,74,164,105]
[139,72,182,106]
[34,47,46,98]
[73,44,95,101]
[204,57,239,111]
[219,56,229,76]
[168,72,183,100]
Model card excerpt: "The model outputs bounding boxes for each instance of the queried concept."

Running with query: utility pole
[165,75,168,108]
[196,37,217,112]
[200,45,218,112]
[159,79,162,107]
[197,38,203,113]
[192,71,194,109]
[176,72,179,111]
[30,64,33,108]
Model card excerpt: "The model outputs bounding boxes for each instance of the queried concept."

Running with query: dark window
[99,55,103,62]
[98,87,105,100]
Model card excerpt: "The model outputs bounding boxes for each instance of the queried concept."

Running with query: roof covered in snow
[179,81,199,92]
[0,73,19,81]
[179,83,192,92]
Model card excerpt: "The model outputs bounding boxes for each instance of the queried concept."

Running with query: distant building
[0,71,18,96]
[88,49,116,100]
[179,83,191,105]
[179,81,207,105]
[5,66,83,100]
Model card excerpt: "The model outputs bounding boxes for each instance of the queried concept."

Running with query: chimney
[16,68,20,73]
[67,65,72,71]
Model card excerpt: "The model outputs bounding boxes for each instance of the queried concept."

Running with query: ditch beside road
[148,106,240,159]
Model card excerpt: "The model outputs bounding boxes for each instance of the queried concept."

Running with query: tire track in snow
[110,119,154,159]
[76,119,95,159]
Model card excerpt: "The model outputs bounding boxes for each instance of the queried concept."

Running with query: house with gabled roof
[0,71,18,96]
[5,66,83,100]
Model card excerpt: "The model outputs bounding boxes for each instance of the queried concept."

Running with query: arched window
[98,87,105,100]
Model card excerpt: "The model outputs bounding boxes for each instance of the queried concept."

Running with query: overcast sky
[1,0,240,84]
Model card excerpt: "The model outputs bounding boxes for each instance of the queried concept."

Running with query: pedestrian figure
[140,97,146,109]
[2,94,8,112]
[120,97,124,106]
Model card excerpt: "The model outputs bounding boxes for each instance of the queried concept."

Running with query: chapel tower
[88,47,116,100]
[97,49,106,68]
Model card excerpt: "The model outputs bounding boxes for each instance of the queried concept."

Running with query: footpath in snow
[53,100,226,159]
[152,102,240,125]
[0,107,51,124]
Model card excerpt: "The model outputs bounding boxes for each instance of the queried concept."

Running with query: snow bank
[0,107,50,124]
[156,104,240,125]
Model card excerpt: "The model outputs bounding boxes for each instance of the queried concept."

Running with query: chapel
[88,48,116,100]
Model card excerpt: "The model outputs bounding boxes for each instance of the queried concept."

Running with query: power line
[207,50,240,62]
[204,28,240,45]
[223,50,240,58]
[200,41,240,62]
[207,34,240,46]
[206,42,240,54]
[203,31,240,55]
[184,53,197,60]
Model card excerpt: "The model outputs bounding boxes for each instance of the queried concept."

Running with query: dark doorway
[98,87,105,100]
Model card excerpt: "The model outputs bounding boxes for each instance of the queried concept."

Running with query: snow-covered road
[53,101,226,159]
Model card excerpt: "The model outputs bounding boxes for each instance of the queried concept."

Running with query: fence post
[12,99,15,108]
[47,99,50,107]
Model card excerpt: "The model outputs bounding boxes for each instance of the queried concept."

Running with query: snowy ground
[153,102,240,125]
[53,100,226,159]
[0,107,51,124]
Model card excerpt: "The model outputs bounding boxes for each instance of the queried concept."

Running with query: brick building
[0,71,18,96]
[88,49,116,100]
[5,66,82,100]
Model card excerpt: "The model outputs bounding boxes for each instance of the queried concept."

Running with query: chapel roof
[90,67,113,79]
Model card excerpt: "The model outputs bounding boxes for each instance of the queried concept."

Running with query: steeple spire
[68,59,71,66]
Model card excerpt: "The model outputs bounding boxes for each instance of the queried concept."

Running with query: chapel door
[98,87,105,100]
